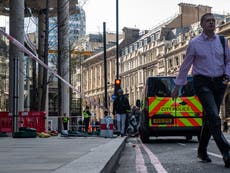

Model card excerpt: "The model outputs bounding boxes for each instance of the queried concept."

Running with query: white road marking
[193,148,222,159]
[139,139,168,173]
[207,152,222,159]
[135,143,148,173]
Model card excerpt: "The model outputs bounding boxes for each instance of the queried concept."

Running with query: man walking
[113,89,130,137]
[172,13,230,167]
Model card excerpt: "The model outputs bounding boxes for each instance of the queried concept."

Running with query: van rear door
[148,77,175,128]
[173,77,203,128]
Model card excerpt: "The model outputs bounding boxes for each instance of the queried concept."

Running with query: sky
[83,0,230,34]
[0,0,229,34]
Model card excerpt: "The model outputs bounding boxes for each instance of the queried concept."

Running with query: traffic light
[114,79,121,96]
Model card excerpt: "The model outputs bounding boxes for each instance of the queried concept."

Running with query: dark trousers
[84,118,90,133]
[63,123,68,130]
[193,75,230,155]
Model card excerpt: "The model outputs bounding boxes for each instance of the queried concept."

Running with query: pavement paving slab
[0,135,126,173]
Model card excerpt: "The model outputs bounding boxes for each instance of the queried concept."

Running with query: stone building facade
[81,3,230,123]
[81,27,140,119]
[119,4,230,123]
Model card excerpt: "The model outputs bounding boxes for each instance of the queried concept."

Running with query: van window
[180,80,195,97]
[148,78,171,97]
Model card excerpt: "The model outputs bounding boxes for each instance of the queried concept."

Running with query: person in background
[113,89,131,137]
[131,105,140,123]
[62,113,69,130]
[95,118,100,134]
[83,106,92,133]
[77,117,83,132]
[171,13,230,167]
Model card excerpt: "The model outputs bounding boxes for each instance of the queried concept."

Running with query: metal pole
[41,0,49,111]
[13,56,19,133]
[80,56,82,115]
[103,22,108,109]
[116,0,119,79]
[25,58,30,110]
[44,0,50,131]
[9,0,24,133]
[57,0,70,131]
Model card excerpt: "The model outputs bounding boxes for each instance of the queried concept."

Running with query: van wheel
[186,135,192,141]
[140,127,150,143]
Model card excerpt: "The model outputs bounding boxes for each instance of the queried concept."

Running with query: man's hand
[171,85,180,99]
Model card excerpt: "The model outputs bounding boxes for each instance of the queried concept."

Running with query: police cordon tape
[0,29,107,112]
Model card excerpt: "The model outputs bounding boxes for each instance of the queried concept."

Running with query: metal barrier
[0,111,46,133]
[0,112,12,133]
[68,117,100,134]
[100,117,114,138]
[18,111,46,132]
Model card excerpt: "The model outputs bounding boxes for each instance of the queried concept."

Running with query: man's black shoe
[197,152,212,162]
[223,152,230,168]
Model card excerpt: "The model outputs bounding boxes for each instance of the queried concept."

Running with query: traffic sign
[111,94,116,102]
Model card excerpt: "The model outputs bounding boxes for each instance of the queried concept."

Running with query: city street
[115,134,230,173]
[1,1,230,173]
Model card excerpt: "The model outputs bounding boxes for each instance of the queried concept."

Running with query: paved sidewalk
[0,135,126,173]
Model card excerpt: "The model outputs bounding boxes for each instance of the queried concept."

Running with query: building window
[125,47,128,55]
[139,40,143,48]
[151,35,155,42]
[169,59,173,68]
[129,45,133,53]
[182,54,185,62]
[175,56,179,66]
[134,43,138,50]
[122,50,125,56]
[138,70,143,83]
[129,61,132,69]
[144,38,148,45]
[155,31,160,40]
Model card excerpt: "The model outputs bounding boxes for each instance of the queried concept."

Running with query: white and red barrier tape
[0,29,107,112]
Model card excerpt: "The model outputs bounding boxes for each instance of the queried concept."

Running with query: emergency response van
[139,76,203,143]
